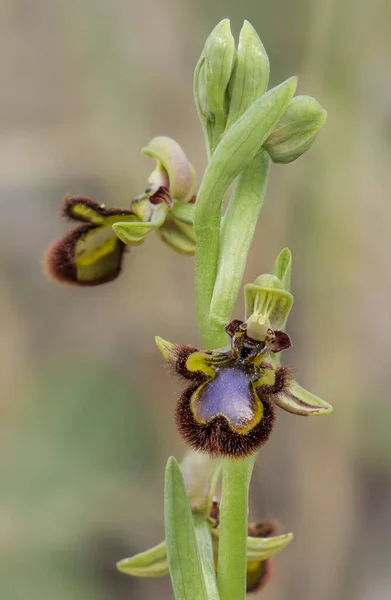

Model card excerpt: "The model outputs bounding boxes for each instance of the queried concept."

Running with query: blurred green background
[1,0,391,599]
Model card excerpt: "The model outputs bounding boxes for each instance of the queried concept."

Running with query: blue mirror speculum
[156,319,332,458]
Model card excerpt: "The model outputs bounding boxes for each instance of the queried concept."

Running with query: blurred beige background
[1,0,391,599]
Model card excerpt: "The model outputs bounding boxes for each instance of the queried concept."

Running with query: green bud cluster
[194,19,326,161]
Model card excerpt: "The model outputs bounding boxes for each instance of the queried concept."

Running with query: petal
[186,350,232,378]
[224,319,245,339]
[157,215,196,255]
[44,223,127,285]
[63,196,134,224]
[270,330,291,353]
[155,337,230,381]
[116,540,169,578]
[63,197,106,224]
[113,203,168,245]
[274,380,333,416]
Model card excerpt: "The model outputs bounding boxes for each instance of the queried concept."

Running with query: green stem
[195,77,297,345]
[217,456,255,600]
[207,151,271,347]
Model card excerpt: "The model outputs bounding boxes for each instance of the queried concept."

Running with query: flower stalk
[191,18,328,600]
[217,456,255,600]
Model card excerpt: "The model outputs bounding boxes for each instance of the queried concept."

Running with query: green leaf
[194,517,220,600]
[195,76,297,347]
[265,95,327,163]
[116,541,169,578]
[157,216,196,255]
[165,457,213,600]
[112,203,168,245]
[246,533,293,561]
[170,201,196,226]
[274,380,333,416]
[225,20,270,129]
[272,247,292,292]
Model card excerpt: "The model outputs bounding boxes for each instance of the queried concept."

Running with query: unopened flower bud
[203,19,236,122]
[225,20,270,129]
[264,95,327,163]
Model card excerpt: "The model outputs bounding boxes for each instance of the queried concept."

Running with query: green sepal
[142,137,196,202]
[246,532,293,561]
[170,200,196,225]
[275,380,333,416]
[112,203,168,245]
[272,247,292,292]
[116,541,169,578]
[225,20,269,130]
[265,95,327,163]
[245,274,293,332]
[165,457,212,600]
[157,215,196,255]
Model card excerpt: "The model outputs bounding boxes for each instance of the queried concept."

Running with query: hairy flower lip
[157,318,332,457]
[44,222,128,286]
[43,137,197,285]
[176,385,276,458]
[44,197,136,286]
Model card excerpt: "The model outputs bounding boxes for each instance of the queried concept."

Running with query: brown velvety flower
[44,136,197,286]
[44,191,171,285]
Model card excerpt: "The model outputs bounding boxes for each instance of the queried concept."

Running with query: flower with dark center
[43,136,196,286]
[156,319,332,458]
